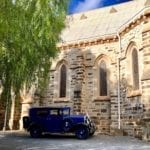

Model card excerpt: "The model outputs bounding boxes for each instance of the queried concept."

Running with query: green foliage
[0,0,68,100]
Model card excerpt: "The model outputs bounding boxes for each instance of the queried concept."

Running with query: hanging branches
[0,0,68,100]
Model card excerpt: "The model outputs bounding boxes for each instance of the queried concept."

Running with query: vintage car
[23,107,96,139]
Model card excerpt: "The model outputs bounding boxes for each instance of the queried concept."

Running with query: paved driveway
[0,131,149,150]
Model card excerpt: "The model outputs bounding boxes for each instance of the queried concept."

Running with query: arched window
[99,60,107,96]
[60,64,67,97]
[132,49,139,90]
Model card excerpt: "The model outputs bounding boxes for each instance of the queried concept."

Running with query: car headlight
[84,116,90,124]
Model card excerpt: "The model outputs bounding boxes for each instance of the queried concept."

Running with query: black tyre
[75,127,89,139]
[30,127,42,138]
[62,120,72,132]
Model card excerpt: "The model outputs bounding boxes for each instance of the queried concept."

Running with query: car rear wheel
[30,127,42,138]
[75,127,89,139]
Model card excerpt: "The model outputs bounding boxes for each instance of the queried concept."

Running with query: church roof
[60,0,149,44]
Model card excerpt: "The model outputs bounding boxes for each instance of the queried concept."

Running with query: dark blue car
[23,107,96,139]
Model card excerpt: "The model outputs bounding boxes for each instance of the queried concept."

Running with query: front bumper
[89,122,96,134]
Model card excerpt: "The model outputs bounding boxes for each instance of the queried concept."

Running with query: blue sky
[68,0,131,14]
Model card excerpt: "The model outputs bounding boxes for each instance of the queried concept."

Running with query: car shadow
[41,133,76,139]
[3,131,94,140]
[28,133,94,140]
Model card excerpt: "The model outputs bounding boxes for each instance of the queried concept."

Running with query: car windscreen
[62,109,70,115]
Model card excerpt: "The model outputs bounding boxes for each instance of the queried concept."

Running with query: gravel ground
[0,131,149,150]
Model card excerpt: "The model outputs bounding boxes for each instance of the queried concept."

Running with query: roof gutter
[118,6,150,33]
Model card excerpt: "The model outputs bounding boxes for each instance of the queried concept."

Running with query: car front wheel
[75,127,89,139]
[30,127,42,138]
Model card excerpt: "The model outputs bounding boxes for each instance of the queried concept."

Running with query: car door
[36,108,49,131]
[47,109,63,132]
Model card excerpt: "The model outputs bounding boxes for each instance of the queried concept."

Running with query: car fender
[73,123,89,131]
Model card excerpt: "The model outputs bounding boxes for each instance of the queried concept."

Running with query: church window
[132,49,139,90]
[99,60,107,96]
[60,64,67,97]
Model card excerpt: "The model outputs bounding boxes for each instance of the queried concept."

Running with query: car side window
[50,109,59,116]
[37,110,49,117]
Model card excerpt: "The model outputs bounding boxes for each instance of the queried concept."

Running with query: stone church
[1,0,150,141]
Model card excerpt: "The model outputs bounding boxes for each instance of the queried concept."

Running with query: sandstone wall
[141,19,150,141]
[119,18,150,140]
[81,42,119,133]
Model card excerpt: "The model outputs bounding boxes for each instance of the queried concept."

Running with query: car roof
[30,106,70,110]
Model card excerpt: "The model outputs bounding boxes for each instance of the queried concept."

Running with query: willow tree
[0,0,68,130]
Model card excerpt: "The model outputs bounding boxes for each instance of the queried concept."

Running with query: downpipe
[117,32,121,129]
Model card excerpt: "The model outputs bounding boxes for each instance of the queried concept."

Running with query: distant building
[2,0,150,141]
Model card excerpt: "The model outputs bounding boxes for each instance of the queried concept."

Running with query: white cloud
[73,0,103,13]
